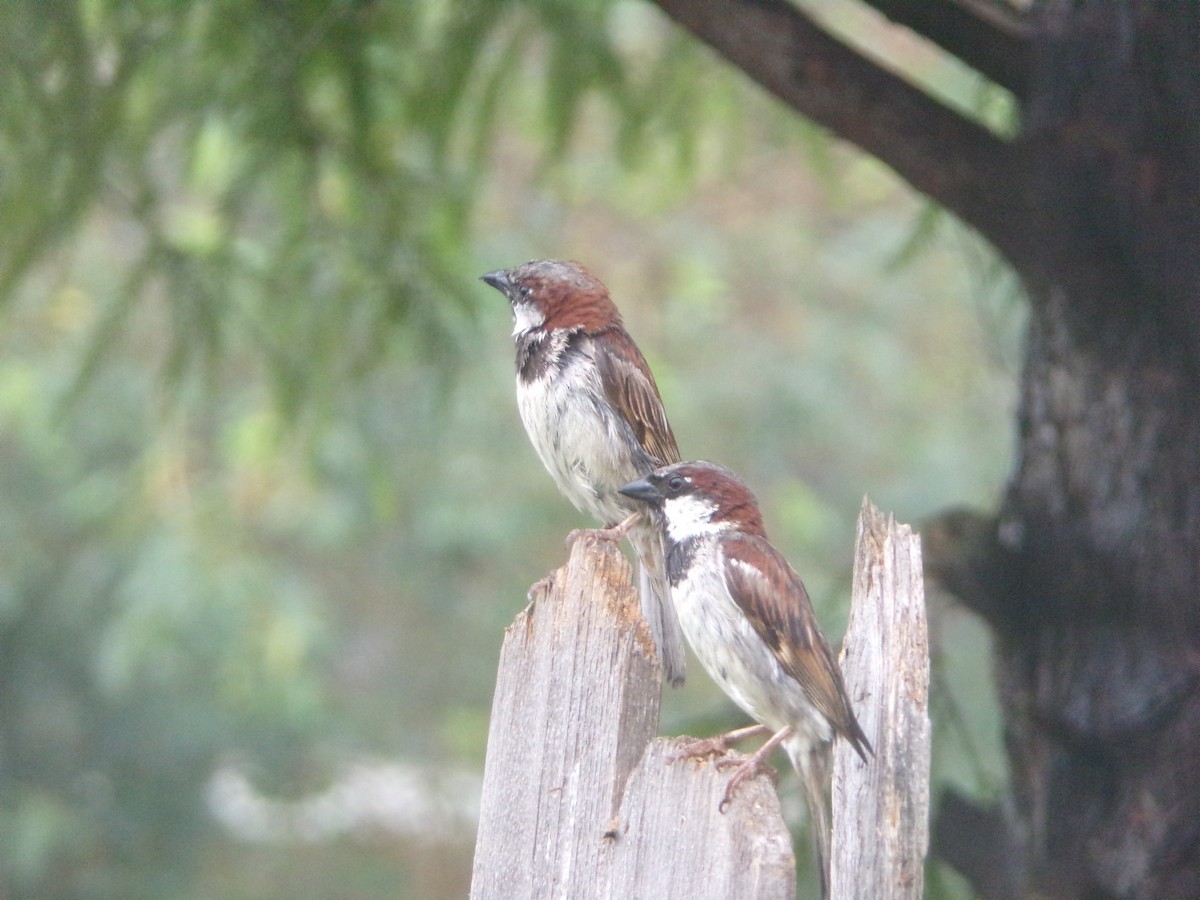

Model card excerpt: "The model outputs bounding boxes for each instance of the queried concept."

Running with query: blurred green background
[1,1,1023,897]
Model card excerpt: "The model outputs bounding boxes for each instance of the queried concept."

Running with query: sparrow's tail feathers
[632,529,686,687]
[787,737,832,899]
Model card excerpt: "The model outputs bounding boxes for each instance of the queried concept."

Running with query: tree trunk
[648,1,1200,895]
[992,290,1200,897]
[990,6,1200,896]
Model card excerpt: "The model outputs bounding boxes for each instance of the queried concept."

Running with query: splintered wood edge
[506,539,660,668]
[568,538,653,645]
[832,495,931,900]
[475,540,796,899]
[472,539,663,899]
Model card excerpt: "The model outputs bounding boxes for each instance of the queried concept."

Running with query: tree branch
[649,0,1032,267]
[920,507,1021,631]
[861,0,1032,98]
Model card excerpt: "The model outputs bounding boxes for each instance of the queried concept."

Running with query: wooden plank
[602,737,795,899]
[469,539,659,898]
[831,498,931,899]
[470,540,796,899]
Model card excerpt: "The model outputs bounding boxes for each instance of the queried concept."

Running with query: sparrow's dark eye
[667,474,686,491]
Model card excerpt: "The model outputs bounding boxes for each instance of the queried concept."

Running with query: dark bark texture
[650,1,1200,897]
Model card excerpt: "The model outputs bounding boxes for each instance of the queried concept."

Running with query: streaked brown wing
[722,533,865,747]
[594,331,680,465]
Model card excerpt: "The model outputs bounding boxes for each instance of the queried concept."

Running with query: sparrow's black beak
[480,270,511,295]
[618,477,661,504]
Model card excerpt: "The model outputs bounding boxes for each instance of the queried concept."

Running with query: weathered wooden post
[832,498,931,899]
[471,499,930,899]
[470,539,795,900]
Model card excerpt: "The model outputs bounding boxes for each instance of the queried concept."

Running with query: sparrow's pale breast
[516,337,639,525]
[672,537,832,746]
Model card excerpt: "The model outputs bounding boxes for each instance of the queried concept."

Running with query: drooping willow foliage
[0,0,727,411]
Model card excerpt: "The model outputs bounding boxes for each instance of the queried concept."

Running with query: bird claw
[717,757,777,812]
[566,512,640,548]
[670,728,779,812]
[671,723,769,764]
[671,735,734,762]
[565,526,620,548]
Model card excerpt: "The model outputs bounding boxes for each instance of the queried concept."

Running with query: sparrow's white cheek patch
[663,494,721,541]
[511,300,545,336]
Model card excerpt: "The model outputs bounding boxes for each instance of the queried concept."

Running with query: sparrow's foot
[715,724,793,812]
[672,735,732,762]
[566,512,640,548]
[718,755,779,811]
[671,724,770,763]
[566,526,614,547]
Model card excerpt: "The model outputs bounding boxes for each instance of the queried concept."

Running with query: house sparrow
[480,259,687,686]
[619,460,872,896]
